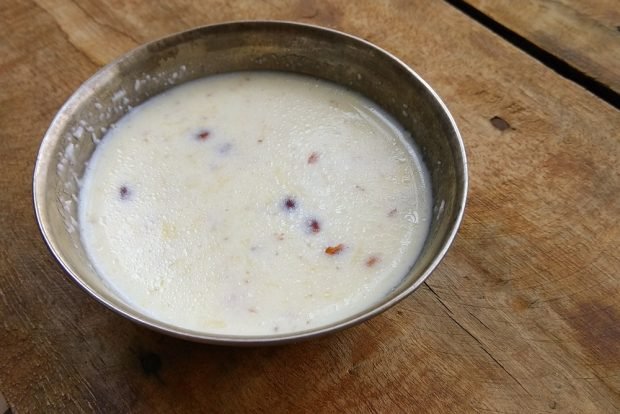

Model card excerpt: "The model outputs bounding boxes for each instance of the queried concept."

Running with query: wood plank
[461,0,620,95]
[1,0,619,412]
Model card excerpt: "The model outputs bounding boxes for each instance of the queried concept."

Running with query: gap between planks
[444,0,620,109]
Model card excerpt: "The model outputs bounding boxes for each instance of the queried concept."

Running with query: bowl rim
[33,20,468,345]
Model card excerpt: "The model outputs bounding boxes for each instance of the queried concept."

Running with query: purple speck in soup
[283,197,297,211]
[119,185,131,200]
[218,142,232,154]
[308,218,321,234]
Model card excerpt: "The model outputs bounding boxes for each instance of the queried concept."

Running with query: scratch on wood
[68,0,140,44]
[425,282,532,397]
[468,310,491,330]
[30,0,102,67]
[0,390,10,414]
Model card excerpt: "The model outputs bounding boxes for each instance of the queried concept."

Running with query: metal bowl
[33,21,467,345]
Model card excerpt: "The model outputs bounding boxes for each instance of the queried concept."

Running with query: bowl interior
[34,21,466,344]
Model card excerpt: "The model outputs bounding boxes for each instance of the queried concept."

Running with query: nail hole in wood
[490,116,512,131]
[139,351,162,376]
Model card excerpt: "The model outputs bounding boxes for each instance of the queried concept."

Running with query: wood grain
[1,0,619,412]
[463,0,620,94]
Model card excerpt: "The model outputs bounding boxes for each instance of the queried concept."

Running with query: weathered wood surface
[1,0,618,412]
[463,0,620,95]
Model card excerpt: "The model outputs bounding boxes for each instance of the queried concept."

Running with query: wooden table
[1,1,618,412]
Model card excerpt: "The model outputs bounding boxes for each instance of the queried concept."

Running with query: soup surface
[79,71,432,335]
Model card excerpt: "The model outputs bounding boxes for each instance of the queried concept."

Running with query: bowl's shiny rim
[33,20,468,345]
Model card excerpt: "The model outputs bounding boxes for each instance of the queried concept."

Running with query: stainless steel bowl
[33,21,467,345]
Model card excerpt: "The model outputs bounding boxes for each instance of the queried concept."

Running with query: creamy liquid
[79,71,432,335]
